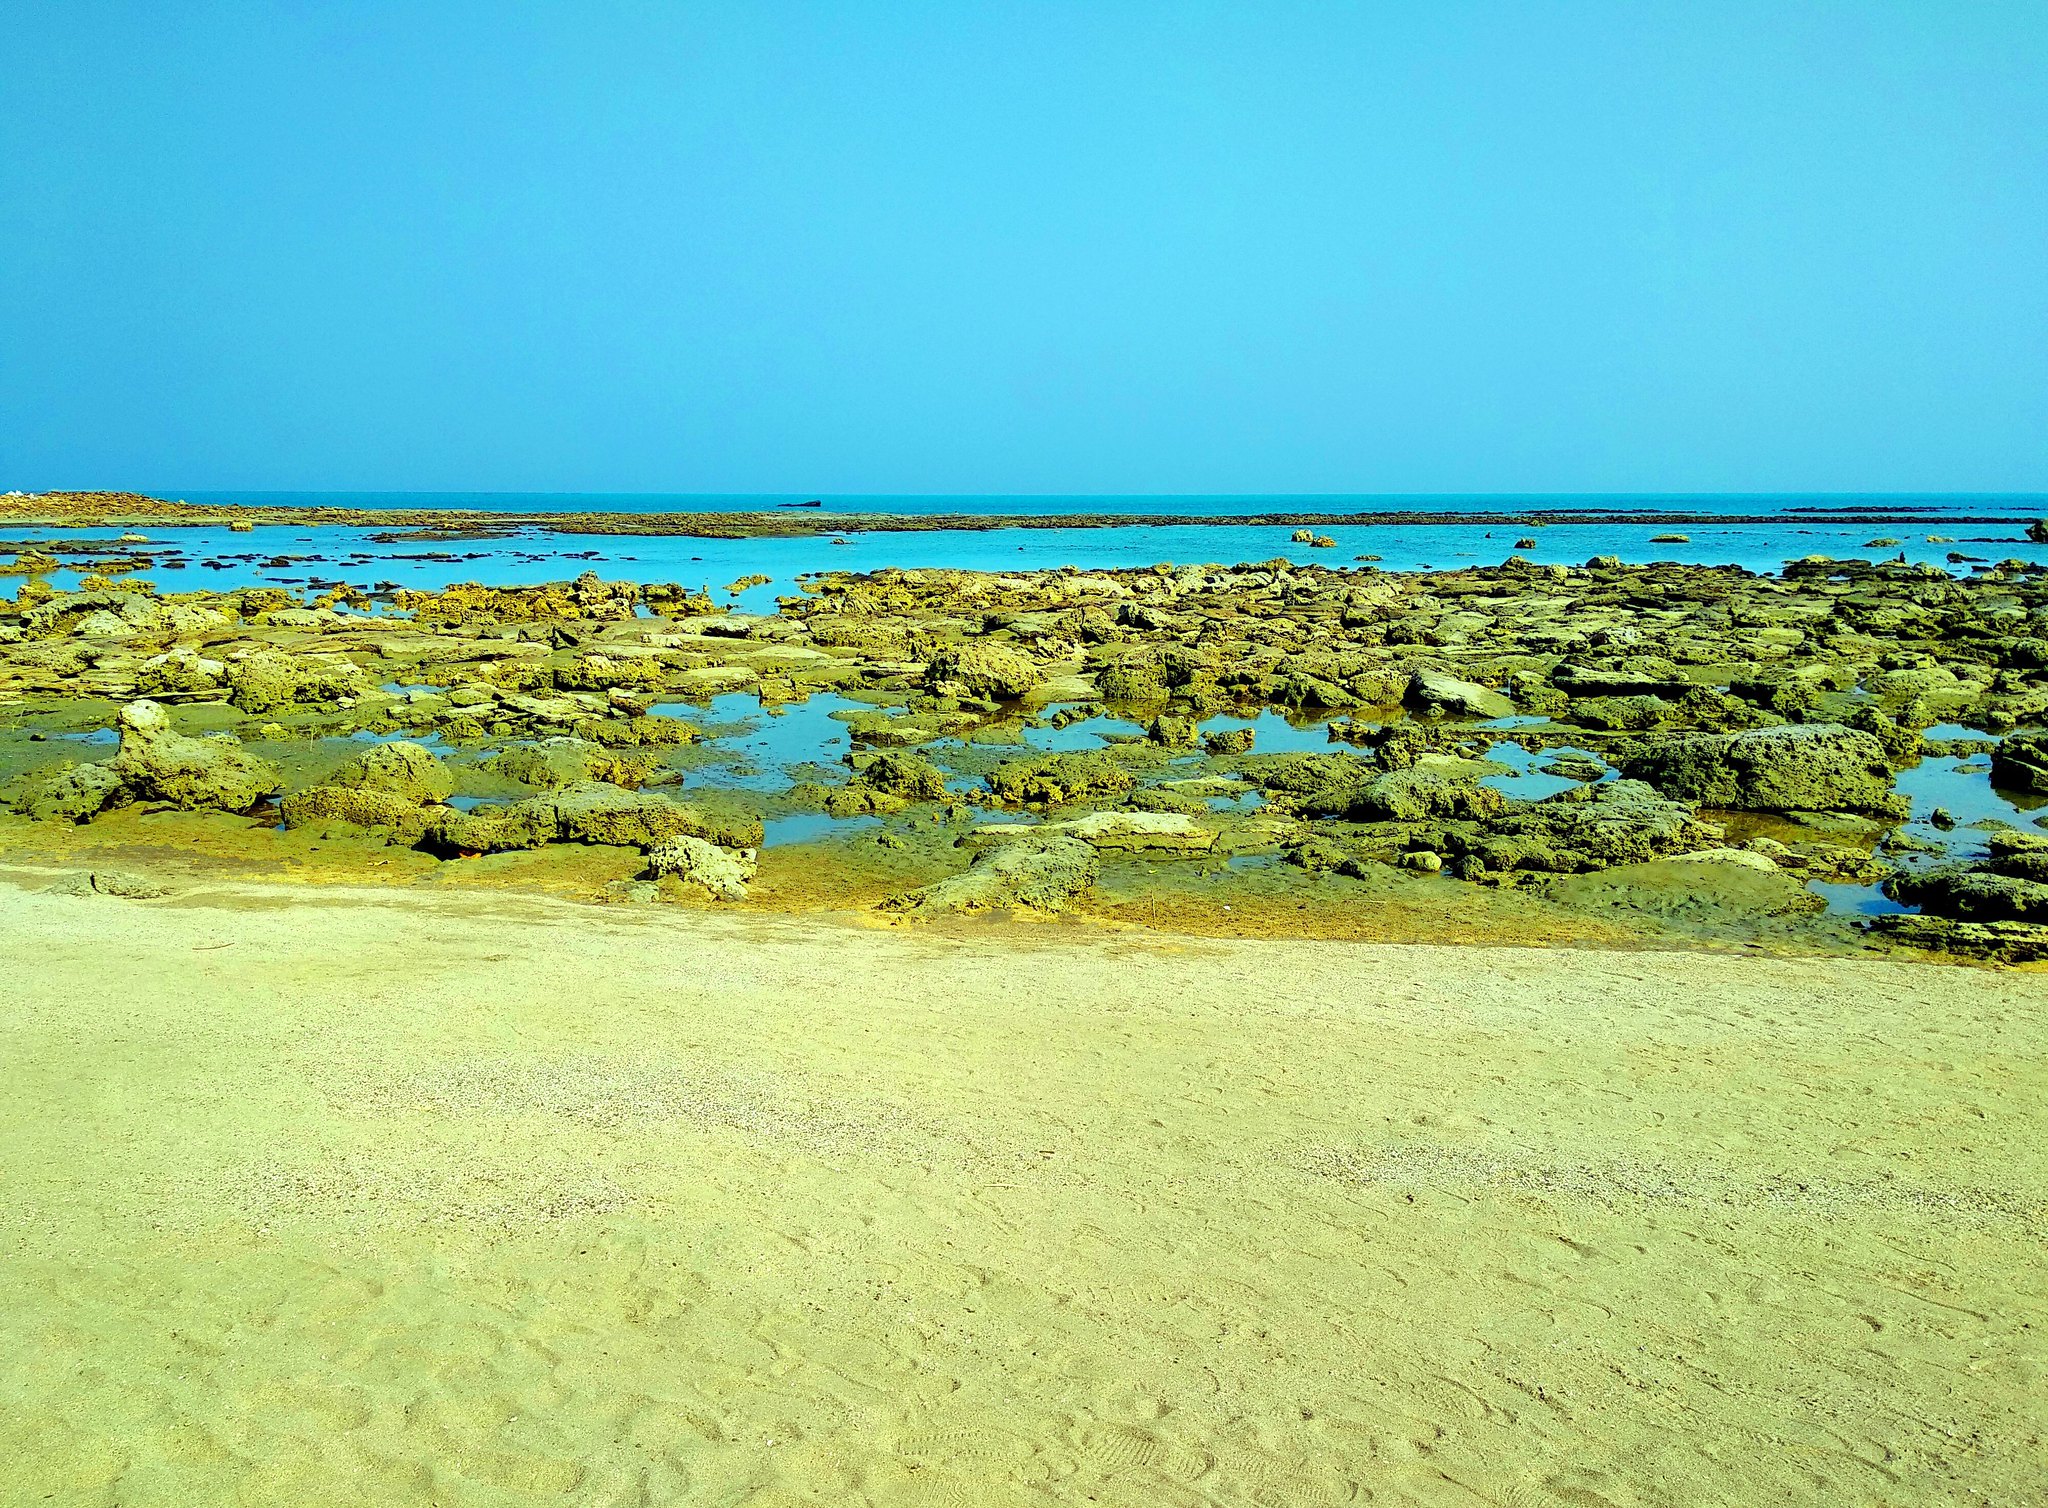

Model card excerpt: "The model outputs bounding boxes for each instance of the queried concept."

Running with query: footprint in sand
[1074,1420,1213,1480]
[452,1446,586,1495]
[892,1425,1044,1468]
[246,1380,374,1433]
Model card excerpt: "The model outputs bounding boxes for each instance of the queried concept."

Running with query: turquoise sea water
[12,492,2048,610]
[160,490,2048,522]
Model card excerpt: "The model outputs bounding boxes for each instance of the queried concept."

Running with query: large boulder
[1406,669,1513,720]
[323,740,454,802]
[224,651,370,713]
[643,836,758,901]
[1991,732,2048,794]
[1619,724,1904,815]
[882,836,1098,914]
[924,641,1043,701]
[489,738,651,790]
[110,700,278,812]
[1887,867,2048,923]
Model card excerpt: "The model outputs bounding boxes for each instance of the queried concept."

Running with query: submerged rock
[643,835,758,900]
[883,836,1098,914]
[1620,724,1904,815]
[111,699,278,812]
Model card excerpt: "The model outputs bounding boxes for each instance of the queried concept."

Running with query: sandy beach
[1,869,2041,1505]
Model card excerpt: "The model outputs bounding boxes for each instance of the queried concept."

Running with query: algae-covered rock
[6,761,130,823]
[279,740,454,837]
[225,651,369,713]
[1242,750,1501,822]
[1435,779,1720,875]
[1094,657,1170,705]
[1237,751,1375,803]
[643,835,758,901]
[1568,695,1671,731]
[1869,914,2048,962]
[575,713,702,748]
[1884,865,2048,923]
[491,738,652,790]
[1202,726,1255,755]
[969,809,1216,853]
[323,740,455,802]
[280,786,437,838]
[43,869,170,899]
[1349,760,1508,823]
[986,751,1135,808]
[111,699,279,812]
[420,781,761,856]
[853,751,949,801]
[1124,786,1210,816]
[135,647,226,698]
[418,800,559,855]
[1619,724,1904,815]
[1548,856,1826,926]
[553,781,760,849]
[1991,731,2048,794]
[833,708,978,748]
[883,836,1098,914]
[924,641,1043,700]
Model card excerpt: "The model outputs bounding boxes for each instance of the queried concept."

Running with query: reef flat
[7,547,2048,956]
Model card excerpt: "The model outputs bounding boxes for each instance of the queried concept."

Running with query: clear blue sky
[3,2,2043,495]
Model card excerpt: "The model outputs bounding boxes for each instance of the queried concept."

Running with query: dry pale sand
[0,871,2043,1507]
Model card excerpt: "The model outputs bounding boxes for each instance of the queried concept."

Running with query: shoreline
[2,489,2034,539]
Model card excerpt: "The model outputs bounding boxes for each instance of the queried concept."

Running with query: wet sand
[1,870,2042,1505]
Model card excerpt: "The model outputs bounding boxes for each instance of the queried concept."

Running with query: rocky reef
[6,550,2048,954]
